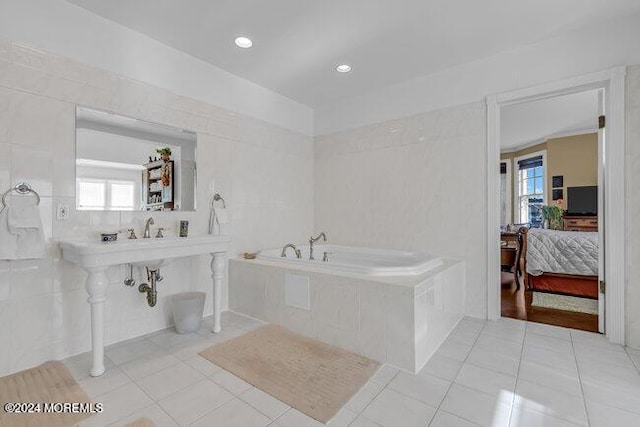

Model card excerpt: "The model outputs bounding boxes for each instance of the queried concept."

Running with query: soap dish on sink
[100,232,118,242]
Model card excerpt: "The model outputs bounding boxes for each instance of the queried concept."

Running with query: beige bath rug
[0,360,94,427]
[199,324,380,423]
[123,417,156,427]
[532,292,598,314]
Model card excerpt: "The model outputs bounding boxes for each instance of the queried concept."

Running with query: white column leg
[84,267,109,377]
[210,253,226,333]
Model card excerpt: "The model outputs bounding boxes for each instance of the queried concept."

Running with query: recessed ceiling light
[234,36,253,49]
[336,64,352,73]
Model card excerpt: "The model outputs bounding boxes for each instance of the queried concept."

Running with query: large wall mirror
[75,107,197,211]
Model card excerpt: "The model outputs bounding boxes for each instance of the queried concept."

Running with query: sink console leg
[210,252,226,333]
[85,267,109,377]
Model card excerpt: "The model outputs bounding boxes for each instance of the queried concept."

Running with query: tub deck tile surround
[63,311,640,426]
[229,257,466,372]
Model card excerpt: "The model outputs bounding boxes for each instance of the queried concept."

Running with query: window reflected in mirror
[75,107,197,211]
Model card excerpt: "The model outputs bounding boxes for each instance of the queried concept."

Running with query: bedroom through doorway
[497,89,603,333]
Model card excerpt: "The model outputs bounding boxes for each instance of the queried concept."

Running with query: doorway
[486,67,627,344]
[499,90,601,332]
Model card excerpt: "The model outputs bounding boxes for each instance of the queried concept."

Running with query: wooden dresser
[563,215,598,232]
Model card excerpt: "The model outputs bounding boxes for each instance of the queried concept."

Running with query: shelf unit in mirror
[143,159,174,211]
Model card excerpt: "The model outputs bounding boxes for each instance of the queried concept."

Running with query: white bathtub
[231,249,465,372]
[257,244,443,276]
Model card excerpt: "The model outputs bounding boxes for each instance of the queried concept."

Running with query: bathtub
[257,244,443,277]
[231,247,465,372]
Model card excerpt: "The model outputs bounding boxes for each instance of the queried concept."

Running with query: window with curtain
[517,154,544,227]
[500,162,508,225]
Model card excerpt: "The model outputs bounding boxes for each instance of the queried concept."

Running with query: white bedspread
[526,228,598,276]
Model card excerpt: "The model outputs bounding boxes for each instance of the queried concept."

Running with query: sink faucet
[309,232,327,260]
[125,228,137,239]
[143,217,154,238]
[281,244,301,258]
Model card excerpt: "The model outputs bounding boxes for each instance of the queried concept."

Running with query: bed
[520,227,599,300]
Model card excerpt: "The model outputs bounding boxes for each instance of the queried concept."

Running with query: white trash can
[172,292,206,334]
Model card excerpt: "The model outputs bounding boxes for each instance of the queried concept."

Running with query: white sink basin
[60,235,231,269]
[59,234,231,377]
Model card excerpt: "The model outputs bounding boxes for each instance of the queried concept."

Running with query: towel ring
[1,183,41,208]
[212,193,226,208]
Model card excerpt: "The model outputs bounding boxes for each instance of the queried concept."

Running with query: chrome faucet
[143,217,154,238]
[281,243,301,258]
[309,232,327,260]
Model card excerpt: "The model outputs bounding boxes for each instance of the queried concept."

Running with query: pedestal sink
[59,235,231,376]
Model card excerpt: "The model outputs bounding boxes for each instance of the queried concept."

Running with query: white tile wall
[229,259,465,372]
[314,102,487,318]
[0,40,313,376]
[315,70,640,351]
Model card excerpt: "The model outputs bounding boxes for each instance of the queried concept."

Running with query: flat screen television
[567,186,598,215]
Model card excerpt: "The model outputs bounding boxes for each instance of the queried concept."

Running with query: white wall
[625,66,640,349]
[0,0,314,136]
[315,12,640,135]
[314,102,487,318]
[310,10,640,346]
[0,40,314,376]
[76,128,182,165]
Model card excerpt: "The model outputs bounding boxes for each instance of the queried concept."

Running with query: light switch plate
[56,203,70,221]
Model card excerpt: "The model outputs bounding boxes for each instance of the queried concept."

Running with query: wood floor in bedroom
[500,272,599,333]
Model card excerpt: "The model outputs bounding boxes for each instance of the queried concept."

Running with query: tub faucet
[309,232,327,260]
[281,244,301,258]
[143,217,154,238]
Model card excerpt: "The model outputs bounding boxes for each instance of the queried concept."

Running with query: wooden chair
[518,227,529,290]
[501,230,524,289]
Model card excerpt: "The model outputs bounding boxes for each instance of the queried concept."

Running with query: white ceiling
[500,90,600,152]
[66,0,640,108]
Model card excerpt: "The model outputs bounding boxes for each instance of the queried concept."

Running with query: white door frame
[486,66,626,345]
[597,89,606,333]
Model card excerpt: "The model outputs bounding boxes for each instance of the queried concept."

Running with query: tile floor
[63,312,640,427]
